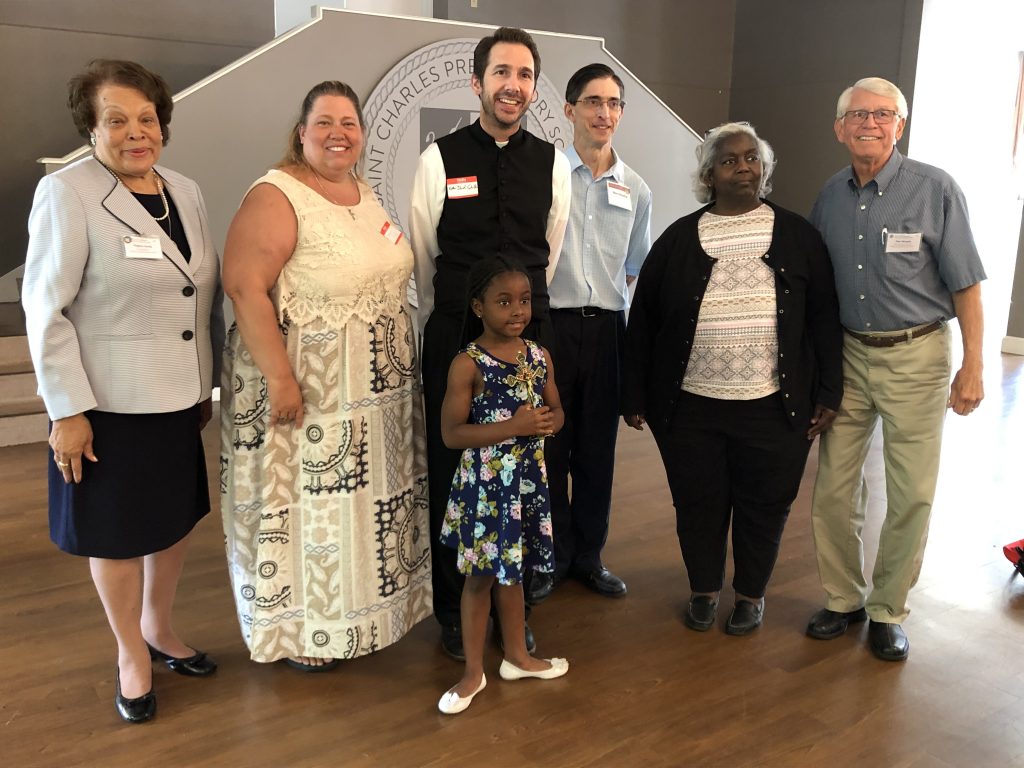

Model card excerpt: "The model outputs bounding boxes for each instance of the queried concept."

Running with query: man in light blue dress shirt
[529,63,652,603]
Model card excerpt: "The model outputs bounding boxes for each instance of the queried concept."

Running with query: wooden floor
[2,354,1023,768]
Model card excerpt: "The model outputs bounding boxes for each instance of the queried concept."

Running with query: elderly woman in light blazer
[21,59,223,724]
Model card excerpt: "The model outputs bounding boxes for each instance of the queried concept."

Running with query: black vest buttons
[182,330,194,341]
[182,286,195,297]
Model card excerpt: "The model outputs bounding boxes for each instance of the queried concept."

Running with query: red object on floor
[1004,538,1024,577]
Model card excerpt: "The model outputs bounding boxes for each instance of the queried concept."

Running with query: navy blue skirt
[48,405,210,558]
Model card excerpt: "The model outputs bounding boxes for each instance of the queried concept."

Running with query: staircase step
[0,412,49,447]
[0,336,33,375]
[0,371,39,400]
[0,395,46,419]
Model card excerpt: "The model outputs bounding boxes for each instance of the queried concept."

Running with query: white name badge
[885,232,922,253]
[607,181,632,210]
[380,221,403,245]
[446,176,479,199]
[122,235,163,259]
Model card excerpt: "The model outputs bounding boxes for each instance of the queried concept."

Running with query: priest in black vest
[410,26,571,661]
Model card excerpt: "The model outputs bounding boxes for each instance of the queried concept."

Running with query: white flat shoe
[498,657,569,681]
[437,674,486,715]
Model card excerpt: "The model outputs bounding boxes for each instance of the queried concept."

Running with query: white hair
[692,121,776,204]
[836,77,909,119]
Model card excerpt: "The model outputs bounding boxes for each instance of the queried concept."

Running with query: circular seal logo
[363,38,571,234]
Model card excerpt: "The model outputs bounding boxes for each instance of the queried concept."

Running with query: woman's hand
[50,413,97,484]
[509,404,554,437]
[624,414,646,431]
[267,375,304,428]
[807,405,838,439]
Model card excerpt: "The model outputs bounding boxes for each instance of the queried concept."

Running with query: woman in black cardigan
[622,122,842,635]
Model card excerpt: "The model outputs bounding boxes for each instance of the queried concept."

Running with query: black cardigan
[622,200,843,433]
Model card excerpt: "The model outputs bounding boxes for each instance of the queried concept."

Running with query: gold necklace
[311,168,357,220]
[97,158,169,222]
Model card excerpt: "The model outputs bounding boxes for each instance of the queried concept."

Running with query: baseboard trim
[1001,335,1024,355]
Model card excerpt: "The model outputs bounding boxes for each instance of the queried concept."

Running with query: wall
[728,0,923,216]
[0,0,275,282]
[437,0,736,138]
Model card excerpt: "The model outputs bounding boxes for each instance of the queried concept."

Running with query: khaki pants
[811,325,951,622]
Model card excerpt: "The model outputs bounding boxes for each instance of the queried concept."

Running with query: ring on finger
[56,460,69,468]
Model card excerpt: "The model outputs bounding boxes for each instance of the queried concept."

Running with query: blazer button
[182,286,195,297]
[182,330,194,341]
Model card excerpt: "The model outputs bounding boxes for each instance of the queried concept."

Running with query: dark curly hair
[67,59,173,145]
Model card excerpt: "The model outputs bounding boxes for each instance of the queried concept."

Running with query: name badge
[122,235,163,259]
[446,176,479,199]
[380,221,403,245]
[607,181,632,210]
[885,232,922,253]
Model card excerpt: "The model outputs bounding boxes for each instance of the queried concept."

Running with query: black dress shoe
[440,625,465,661]
[684,595,719,632]
[868,620,910,661]
[147,643,218,677]
[494,621,537,654]
[115,667,156,724]
[526,572,555,605]
[725,599,764,636]
[806,607,868,640]
[576,567,627,597]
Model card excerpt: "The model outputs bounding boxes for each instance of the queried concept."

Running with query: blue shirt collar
[845,147,904,193]
[565,144,624,183]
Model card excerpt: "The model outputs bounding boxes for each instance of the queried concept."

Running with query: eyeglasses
[574,97,626,112]
[841,109,901,125]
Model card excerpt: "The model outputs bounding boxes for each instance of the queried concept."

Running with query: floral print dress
[440,340,554,585]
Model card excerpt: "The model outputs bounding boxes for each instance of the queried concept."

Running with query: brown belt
[844,321,943,348]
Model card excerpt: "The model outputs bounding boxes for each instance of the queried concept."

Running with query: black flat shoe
[147,643,218,676]
[806,607,868,640]
[684,595,719,632]
[115,667,156,724]
[725,599,764,636]
[868,620,910,661]
[283,657,341,673]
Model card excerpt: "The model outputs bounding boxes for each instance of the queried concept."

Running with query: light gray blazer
[22,156,224,420]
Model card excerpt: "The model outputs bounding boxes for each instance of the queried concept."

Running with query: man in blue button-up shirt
[805,77,986,662]
[528,63,652,603]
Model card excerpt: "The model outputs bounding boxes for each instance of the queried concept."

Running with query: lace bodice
[251,169,413,327]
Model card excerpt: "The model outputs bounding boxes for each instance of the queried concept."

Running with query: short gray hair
[836,77,909,119]
[692,121,776,204]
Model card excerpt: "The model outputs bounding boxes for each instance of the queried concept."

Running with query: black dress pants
[651,390,812,598]
[421,309,553,627]
[546,308,625,577]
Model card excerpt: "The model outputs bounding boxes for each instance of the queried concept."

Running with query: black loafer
[115,667,156,724]
[684,595,719,632]
[440,625,465,661]
[725,600,764,636]
[527,572,555,605]
[147,643,218,676]
[495,621,537,654]
[868,620,909,661]
[576,567,627,597]
[806,607,868,640]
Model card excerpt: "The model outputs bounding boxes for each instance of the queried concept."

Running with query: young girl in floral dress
[436,255,570,715]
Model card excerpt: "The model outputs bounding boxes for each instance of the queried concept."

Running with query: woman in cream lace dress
[221,81,431,669]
